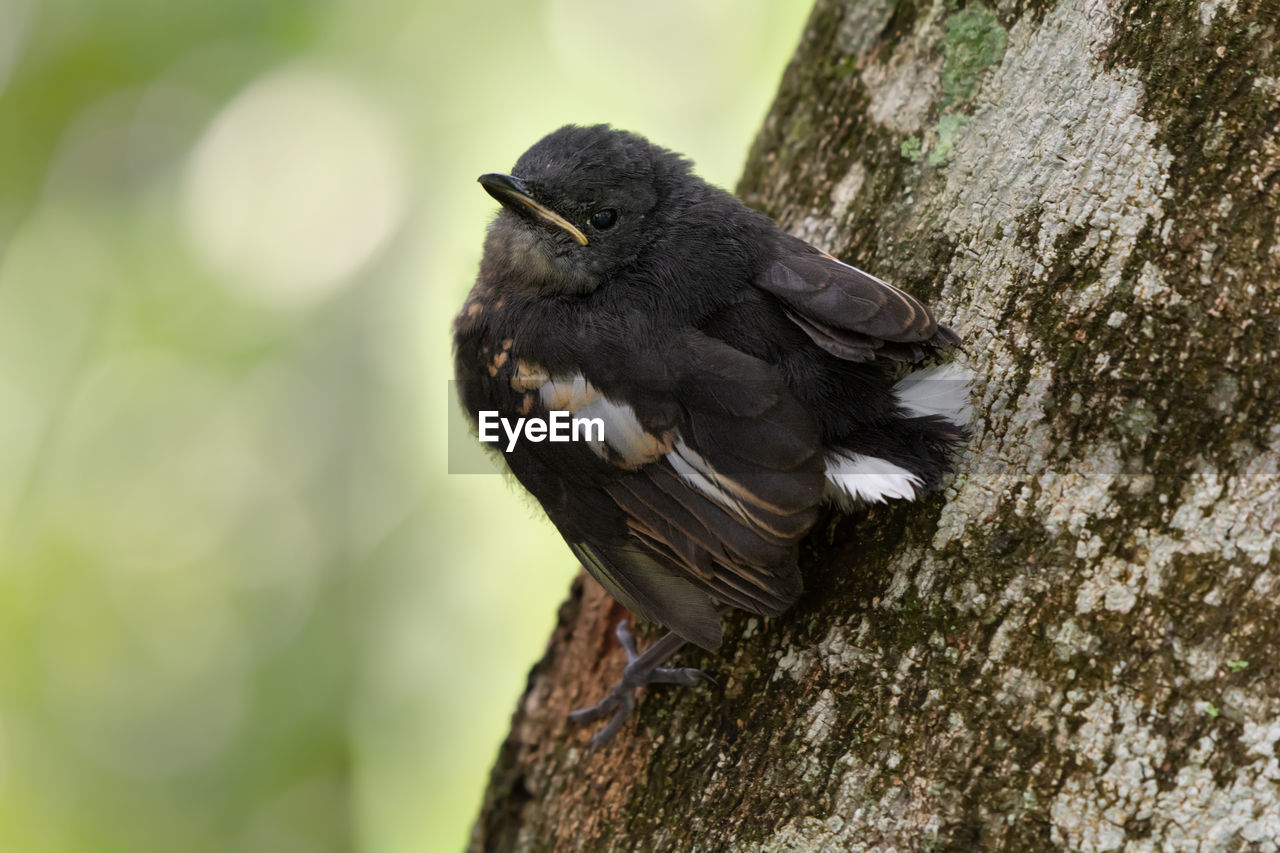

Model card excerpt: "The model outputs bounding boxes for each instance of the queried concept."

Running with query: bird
[453,124,969,746]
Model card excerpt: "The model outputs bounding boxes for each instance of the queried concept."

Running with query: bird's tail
[822,363,972,509]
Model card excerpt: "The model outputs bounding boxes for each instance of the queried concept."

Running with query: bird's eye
[589,209,618,230]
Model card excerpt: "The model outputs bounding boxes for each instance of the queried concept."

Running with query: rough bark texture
[471,0,1280,849]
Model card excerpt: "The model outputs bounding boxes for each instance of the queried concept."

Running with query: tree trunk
[470,0,1280,848]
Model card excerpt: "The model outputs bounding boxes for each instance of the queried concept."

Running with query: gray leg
[568,621,707,746]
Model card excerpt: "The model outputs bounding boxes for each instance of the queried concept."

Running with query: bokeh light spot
[182,65,408,307]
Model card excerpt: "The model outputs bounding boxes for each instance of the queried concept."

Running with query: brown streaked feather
[667,443,817,542]
[608,471,803,617]
[615,468,796,571]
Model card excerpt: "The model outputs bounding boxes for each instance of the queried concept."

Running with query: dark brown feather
[568,336,827,645]
[759,249,956,363]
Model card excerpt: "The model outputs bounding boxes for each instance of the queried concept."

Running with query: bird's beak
[478,173,589,246]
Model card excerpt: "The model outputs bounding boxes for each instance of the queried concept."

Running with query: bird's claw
[568,622,705,747]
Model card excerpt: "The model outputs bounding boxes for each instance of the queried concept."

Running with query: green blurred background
[0,1,809,850]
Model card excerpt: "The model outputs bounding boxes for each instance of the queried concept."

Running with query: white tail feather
[823,451,922,508]
[894,363,972,426]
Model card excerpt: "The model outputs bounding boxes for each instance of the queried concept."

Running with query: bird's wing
[507,332,826,650]
[757,245,960,362]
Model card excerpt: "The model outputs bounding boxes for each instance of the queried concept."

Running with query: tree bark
[470,0,1280,849]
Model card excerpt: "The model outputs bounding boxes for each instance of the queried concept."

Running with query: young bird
[454,125,968,746]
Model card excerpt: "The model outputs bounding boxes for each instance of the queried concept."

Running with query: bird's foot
[567,622,707,747]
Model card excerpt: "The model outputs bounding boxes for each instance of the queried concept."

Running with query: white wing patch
[893,363,972,426]
[574,394,661,464]
[823,451,922,508]
[531,371,671,466]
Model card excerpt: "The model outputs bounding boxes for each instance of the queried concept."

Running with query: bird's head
[478,124,695,295]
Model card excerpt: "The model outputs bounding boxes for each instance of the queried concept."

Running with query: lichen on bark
[471,0,1280,849]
